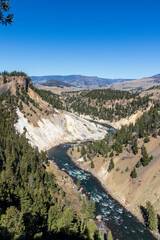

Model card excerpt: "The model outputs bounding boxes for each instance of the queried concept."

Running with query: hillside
[0,75,106,152]
[0,73,104,240]
[1,72,160,239]
[68,104,160,235]
[42,79,73,87]
[111,74,160,91]
[31,73,160,90]
[63,89,151,122]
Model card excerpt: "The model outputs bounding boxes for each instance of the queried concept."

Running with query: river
[48,143,156,240]
[48,123,156,240]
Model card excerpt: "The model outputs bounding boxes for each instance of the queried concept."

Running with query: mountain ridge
[31,74,135,87]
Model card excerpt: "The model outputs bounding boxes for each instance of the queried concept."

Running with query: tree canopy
[0,0,13,25]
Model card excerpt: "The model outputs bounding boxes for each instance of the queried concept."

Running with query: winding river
[48,124,156,240]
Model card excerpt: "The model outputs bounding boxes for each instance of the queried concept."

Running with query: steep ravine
[48,144,156,240]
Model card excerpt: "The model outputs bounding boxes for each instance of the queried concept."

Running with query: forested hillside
[64,89,151,121]
[75,104,160,177]
[70,102,160,233]
[0,81,101,239]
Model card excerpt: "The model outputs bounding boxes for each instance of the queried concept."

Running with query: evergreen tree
[108,158,114,172]
[109,151,114,158]
[130,167,137,178]
[107,230,113,240]
[132,138,138,155]
[141,146,150,166]
[136,161,141,168]
[91,159,95,168]
[0,0,14,25]
[146,201,157,231]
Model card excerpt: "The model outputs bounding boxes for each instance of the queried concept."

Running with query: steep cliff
[14,108,106,151]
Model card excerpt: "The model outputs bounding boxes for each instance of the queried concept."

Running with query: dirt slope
[69,135,160,221]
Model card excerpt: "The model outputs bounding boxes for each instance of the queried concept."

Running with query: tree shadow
[157,214,160,233]
[0,226,14,240]
[140,205,148,227]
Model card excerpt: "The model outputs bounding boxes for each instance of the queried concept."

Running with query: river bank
[80,103,152,129]
[48,144,156,240]
[67,149,160,240]
[45,159,109,237]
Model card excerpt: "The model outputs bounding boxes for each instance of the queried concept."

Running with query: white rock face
[14,108,106,151]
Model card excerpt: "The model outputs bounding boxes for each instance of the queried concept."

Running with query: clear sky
[0,0,160,78]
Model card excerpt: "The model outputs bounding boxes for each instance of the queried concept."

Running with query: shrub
[109,151,114,158]
[125,167,129,172]
[136,161,141,168]
[144,136,150,143]
[130,167,137,178]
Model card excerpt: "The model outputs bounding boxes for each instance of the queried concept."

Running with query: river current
[48,123,156,240]
[48,143,156,240]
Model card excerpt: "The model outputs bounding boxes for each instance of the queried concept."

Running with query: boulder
[96,215,102,221]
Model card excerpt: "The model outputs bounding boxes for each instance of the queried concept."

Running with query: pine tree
[141,146,150,166]
[146,201,157,231]
[109,151,114,157]
[133,138,138,154]
[130,167,137,178]
[136,161,141,168]
[91,159,94,168]
[107,230,113,240]
[108,158,114,172]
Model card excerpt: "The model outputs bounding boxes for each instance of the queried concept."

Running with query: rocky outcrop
[14,108,106,151]
[0,76,30,95]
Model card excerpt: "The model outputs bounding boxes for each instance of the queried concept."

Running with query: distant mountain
[152,74,160,79]
[30,75,135,87]
[151,74,160,83]
[42,79,73,87]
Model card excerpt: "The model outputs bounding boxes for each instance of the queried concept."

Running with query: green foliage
[1,71,27,76]
[108,158,114,172]
[107,230,113,240]
[86,220,97,240]
[141,145,152,166]
[80,198,95,221]
[77,178,81,190]
[91,160,94,168]
[81,145,87,156]
[66,89,150,121]
[132,138,138,155]
[0,0,14,25]
[3,75,7,83]
[81,105,160,172]
[109,151,114,157]
[152,129,158,138]
[136,161,141,168]
[0,91,97,239]
[144,136,150,143]
[125,167,129,172]
[0,206,24,239]
[130,168,137,178]
[146,201,157,231]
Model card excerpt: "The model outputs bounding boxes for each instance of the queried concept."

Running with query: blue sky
[0,0,160,78]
